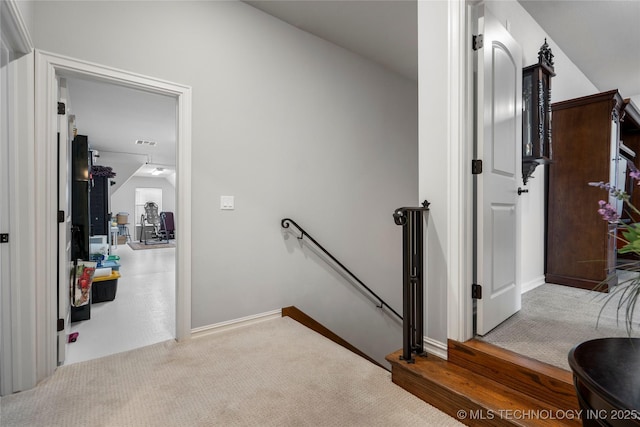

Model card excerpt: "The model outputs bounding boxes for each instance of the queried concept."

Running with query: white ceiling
[65,77,177,176]
[65,0,639,173]
[246,0,418,81]
[246,0,640,99]
[518,0,640,99]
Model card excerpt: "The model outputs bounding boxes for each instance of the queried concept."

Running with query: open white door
[475,7,523,335]
[56,78,73,364]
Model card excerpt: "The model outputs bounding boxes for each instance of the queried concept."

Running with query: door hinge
[472,159,483,175]
[472,34,484,51]
[58,210,65,223]
[57,318,65,332]
[57,102,66,115]
[472,284,482,299]
[0,233,8,243]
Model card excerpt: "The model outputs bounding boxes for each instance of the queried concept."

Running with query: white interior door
[475,8,523,335]
[0,31,10,392]
[57,78,72,364]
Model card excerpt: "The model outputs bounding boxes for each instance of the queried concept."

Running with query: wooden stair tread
[448,339,578,412]
[458,339,572,381]
[387,349,581,427]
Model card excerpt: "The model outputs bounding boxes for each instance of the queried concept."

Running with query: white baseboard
[423,336,448,360]
[521,275,546,294]
[191,309,282,339]
[191,309,450,361]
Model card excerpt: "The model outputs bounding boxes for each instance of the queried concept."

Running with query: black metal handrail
[393,200,430,364]
[281,218,403,321]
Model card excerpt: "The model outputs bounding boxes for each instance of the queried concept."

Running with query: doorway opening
[34,50,192,381]
[61,75,178,364]
[470,4,523,339]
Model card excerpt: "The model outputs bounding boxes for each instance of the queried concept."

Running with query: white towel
[94,267,112,278]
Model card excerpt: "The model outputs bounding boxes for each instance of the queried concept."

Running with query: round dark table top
[568,337,640,411]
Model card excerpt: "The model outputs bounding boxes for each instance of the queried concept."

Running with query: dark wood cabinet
[546,90,640,291]
[620,99,640,232]
[71,135,91,322]
[71,135,90,262]
[90,175,109,236]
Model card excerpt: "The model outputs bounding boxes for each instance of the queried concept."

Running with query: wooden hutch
[546,90,640,291]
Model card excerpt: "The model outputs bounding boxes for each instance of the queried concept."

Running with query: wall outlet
[220,196,234,210]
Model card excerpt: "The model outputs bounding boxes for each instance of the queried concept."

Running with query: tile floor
[64,242,176,365]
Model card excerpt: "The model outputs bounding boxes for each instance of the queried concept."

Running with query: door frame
[34,50,192,382]
[0,0,35,396]
[445,0,475,344]
[56,76,72,365]
[449,0,524,343]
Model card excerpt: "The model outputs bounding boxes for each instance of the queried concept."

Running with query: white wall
[417,0,449,345]
[14,0,34,38]
[95,151,149,194]
[31,0,418,366]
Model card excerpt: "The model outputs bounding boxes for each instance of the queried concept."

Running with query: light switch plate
[220,196,234,210]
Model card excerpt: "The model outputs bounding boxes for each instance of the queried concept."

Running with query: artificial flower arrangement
[72,261,97,307]
[590,165,640,334]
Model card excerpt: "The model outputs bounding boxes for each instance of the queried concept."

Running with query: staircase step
[282,306,383,368]
[386,349,581,427]
[447,339,578,412]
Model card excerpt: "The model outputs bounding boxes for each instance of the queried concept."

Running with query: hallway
[481,280,640,370]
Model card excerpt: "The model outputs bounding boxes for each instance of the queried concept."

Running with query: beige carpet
[1,317,462,427]
[481,281,640,371]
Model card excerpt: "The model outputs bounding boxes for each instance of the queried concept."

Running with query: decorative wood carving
[522,39,555,185]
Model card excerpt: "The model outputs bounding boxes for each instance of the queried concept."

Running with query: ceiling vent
[135,139,157,146]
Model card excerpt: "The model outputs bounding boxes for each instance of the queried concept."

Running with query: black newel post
[393,200,430,363]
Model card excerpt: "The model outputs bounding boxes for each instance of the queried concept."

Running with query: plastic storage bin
[89,235,108,245]
[99,260,120,271]
[71,304,90,322]
[91,271,121,303]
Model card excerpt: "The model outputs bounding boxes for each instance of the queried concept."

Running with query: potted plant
[589,177,640,333]
[566,176,640,422]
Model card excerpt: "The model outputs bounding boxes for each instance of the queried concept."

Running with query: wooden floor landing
[386,339,580,426]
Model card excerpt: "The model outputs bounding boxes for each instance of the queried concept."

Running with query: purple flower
[588,181,629,201]
[628,163,640,182]
[589,181,612,191]
[597,200,620,222]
